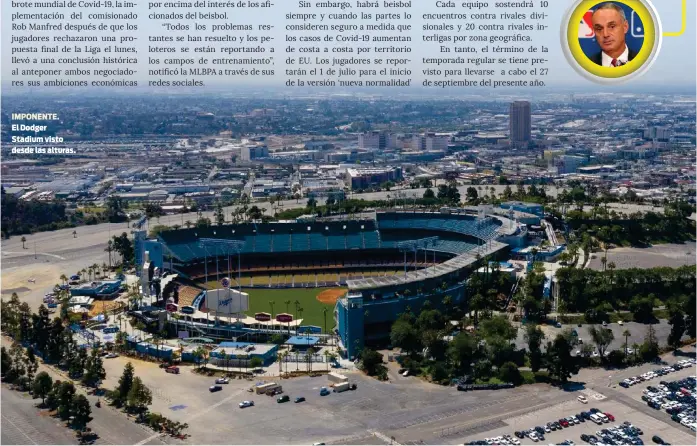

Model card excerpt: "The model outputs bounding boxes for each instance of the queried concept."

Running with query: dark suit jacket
[590,46,638,66]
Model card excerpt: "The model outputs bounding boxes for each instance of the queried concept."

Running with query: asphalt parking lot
[463,398,696,446]
[461,360,697,446]
[518,321,674,356]
[98,355,577,445]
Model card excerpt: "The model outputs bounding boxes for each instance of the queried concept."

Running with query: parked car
[294,396,306,403]
[239,400,254,408]
[604,412,615,422]
[165,366,180,374]
[277,395,290,403]
[105,353,119,359]
[209,385,223,392]
[651,435,668,444]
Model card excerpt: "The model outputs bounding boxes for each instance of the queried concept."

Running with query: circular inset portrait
[561,0,662,84]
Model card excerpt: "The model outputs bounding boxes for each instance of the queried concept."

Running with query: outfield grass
[241,287,344,332]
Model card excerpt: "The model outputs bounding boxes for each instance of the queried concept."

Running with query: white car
[578,395,588,404]
[105,353,119,359]
[215,377,230,384]
[509,438,521,445]
[528,432,539,442]
[239,400,254,408]
[680,418,693,427]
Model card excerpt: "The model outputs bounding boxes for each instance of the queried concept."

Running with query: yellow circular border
[567,0,656,79]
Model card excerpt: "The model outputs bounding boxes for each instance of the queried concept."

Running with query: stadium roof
[286,336,320,346]
[346,240,507,291]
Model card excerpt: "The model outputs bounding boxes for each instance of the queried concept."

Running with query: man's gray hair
[594,2,627,22]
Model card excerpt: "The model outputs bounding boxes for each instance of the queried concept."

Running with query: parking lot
[88,345,697,445]
[463,398,696,446]
[97,355,579,445]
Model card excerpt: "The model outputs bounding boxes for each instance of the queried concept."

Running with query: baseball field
[241,287,346,332]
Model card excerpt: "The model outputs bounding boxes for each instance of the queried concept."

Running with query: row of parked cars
[508,408,615,443]
[579,420,646,445]
[642,375,697,432]
[619,359,696,388]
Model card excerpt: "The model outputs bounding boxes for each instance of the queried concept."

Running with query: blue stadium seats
[157,216,495,262]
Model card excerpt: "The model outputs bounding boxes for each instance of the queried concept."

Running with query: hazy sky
[2,0,695,90]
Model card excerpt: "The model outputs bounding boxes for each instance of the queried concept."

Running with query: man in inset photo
[590,2,638,67]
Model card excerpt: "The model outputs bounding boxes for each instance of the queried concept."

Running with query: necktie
[611,59,618,67]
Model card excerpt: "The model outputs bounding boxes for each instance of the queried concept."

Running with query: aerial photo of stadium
[137,207,527,358]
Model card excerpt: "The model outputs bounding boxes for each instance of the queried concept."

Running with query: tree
[249,357,263,371]
[111,232,134,266]
[192,347,206,370]
[57,381,77,420]
[629,295,656,322]
[82,348,106,388]
[126,376,152,413]
[667,312,685,350]
[479,315,517,342]
[70,394,92,431]
[390,317,422,357]
[545,334,579,383]
[524,325,545,373]
[423,188,435,200]
[466,187,479,204]
[307,197,317,209]
[588,325,614,360]
[498,361,523,386]
[32,371,53,405]
[622,329,631,355]
[359,348,385,376]
[116,362,135,404]
[24,347,38,385]
[448,332,477,374]
[1,347,12,377]
[640,324,659,361]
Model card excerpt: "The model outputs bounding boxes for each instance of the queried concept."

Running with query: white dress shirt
[602,45,629,67]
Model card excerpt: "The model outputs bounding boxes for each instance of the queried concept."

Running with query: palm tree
[60,274,68,285]
[269,300,275,320]
[21,236,26,249]
[306,347,315,373]
[105,240,114,269]
[73,230,77,238]
[322,307,328,336]
[323,350,331,371]
[622,329,631,355]
[219,348,227,372]
[185,220,192,229]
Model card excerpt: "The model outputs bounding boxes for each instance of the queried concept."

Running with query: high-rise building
[509,101,531,146]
